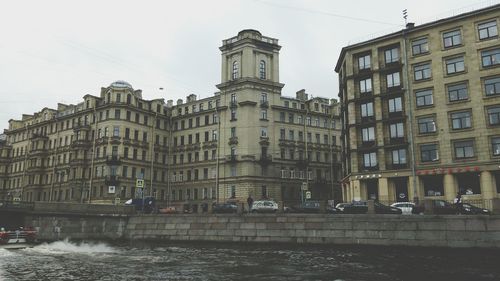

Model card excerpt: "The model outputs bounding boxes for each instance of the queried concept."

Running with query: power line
[252,0,402,26]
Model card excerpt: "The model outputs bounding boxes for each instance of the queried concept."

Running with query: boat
[0,227,37,249]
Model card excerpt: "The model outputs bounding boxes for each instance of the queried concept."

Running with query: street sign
[136,179,144,188]
[301,182,308,191]
[305,191,311,199]
[108,186,116,194]
[114,197,120,204]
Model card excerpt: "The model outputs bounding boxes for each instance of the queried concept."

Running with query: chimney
[177,99,183,105]
[296,89,308,101]
[406,22,415,29]
[167,100,173,108]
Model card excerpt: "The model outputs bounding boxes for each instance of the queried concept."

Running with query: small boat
[0,227,37,249]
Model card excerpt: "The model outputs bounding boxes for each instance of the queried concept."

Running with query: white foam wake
[30,238,118,254]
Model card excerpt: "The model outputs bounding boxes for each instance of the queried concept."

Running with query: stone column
[378,177,389,204]
[480,171,495,199]
[408,176,422,203]
[351,179,362,201]
[443,173,455,202]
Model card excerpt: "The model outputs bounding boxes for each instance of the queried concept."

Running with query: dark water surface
[0,240,499,281]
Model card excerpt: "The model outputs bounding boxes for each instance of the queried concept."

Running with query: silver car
[251,200,278,213]
[390,202,415,215]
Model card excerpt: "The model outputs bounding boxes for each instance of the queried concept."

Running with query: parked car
[213,202,238,214]
[391,202,416,215]
[432,200,459,215]
[335,203,350,212]
[285,201,339,214]
[125,197,155,213]
[342,201,402,214]
[251,200,278,213]
[457,202,490,215]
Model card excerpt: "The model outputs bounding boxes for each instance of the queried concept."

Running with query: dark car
[431,200,459,215]
[341,201,402,214]
[125,197,155,213]
[285,201,339,213]
[457,202,490,215]
[213,202,238,214]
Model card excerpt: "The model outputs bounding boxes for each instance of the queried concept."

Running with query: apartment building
[169,30,342,205]
[0,30,342,205]
[0,81,170,203]
[335,5,500,207]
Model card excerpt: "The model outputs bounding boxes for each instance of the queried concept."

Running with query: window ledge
[446,99,470,105]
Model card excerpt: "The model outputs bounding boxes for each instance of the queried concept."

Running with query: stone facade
[0,30,342,206]
[335,5,500,208]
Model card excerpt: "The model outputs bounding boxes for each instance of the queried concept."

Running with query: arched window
[107,93,111,103]
[127,94,131,105]
[259,60,266,79]
[232,61,239,80]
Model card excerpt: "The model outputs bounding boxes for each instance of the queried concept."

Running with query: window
[416,89,433,107]
[114,109,121,119]
[212,130,218,141]
[361,127,375,142]
[392,149,407,164]
[359,78,372,93]
[487,107,500,126]
[390,123,404,138]
[259,60,266,79]
[418,117,436,134]
[414,63,431,80]
[445,56,465,74]
[384,47,399,64]
[288,113,294,123]
[454,140,474,159]
[386,72,400,88]
[478,21,498,40]
[289,130,295,141]
[360,102,374,117]
[230,127,236,138]
[363,152,377,168]
[421,144,439,162]
[261,110,267,120]
[232,61,239,79]
[412,37,429,55]
[280,129,285,139]
[443,30,462,48]
[388,97,402,113]
[481,49,500,67]
[279,112,285,122]
[485,77,500,96]
[261,127,267,137]
[447,83,468,102]
[113,126,120,137]
[230,109,237,120]
[451,111,471,129]
[261,93,267,103]
[492,137,500,156]
[358,54,371,70]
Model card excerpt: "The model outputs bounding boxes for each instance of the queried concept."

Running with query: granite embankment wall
[23,212,500,248]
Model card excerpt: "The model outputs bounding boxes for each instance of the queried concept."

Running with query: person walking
[247,195,254,213]
[454,192,462,204]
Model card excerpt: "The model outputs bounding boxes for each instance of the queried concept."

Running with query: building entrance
[393,177,408,202]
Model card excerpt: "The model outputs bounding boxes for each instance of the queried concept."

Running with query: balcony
[95,137,109,145]
[359,165,379,172]
[70,158,89,166]
[71,139,91,149]
[226,154,238,162]
[260,101,269,108]
[258,154,272,165]
[202,140,218,149]
[30,133,48,140]
[230,101,238,108]
[73,123,91,131]
[279,139,295,147]
[360,140,376,148]
[386,163,408,170]
[30,148,48,157]
[387,137,406,146]
[105,175,120,186]
[110,136,121,144]
[106,155,121,165]
[228,137,238,145]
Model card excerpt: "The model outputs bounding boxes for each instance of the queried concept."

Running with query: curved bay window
[259,60,266,79]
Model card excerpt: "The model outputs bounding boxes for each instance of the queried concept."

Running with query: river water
[0,240,499,281]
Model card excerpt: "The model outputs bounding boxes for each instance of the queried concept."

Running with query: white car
[251,200,278,213]
[335,203,350,212]
[390,202,415,215]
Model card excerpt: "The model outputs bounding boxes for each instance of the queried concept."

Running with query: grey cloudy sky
[0,0,496,129]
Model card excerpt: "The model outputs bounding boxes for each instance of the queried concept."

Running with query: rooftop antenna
[403,9,408,25]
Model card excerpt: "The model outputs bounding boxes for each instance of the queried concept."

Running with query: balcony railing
[226,155,238,162]
[105,175,120,185]
[260,101,269,108]
[106,155,121,165]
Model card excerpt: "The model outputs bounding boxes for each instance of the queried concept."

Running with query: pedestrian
[247,195,254,212]
[454,192,462,204]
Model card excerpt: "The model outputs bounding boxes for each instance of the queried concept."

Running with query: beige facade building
[335,5,500,207]
[0,30,342,206]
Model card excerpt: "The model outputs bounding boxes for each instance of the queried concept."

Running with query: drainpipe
[401,28,418,204]
[88,106,98,204]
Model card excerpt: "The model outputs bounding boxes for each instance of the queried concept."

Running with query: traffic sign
[305,191,311,199]
[301,182,308,191]
[136,179,144,188]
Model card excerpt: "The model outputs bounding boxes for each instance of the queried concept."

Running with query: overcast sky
[0,0,496,129]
